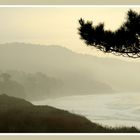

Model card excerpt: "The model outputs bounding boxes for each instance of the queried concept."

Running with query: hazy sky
[0,7,140,56]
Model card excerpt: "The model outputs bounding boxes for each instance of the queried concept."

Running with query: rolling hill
[0,43,114,100]
[0,42,140,100]
[0,94,139,133]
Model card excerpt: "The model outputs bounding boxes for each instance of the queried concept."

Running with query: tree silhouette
[78,10,140,58]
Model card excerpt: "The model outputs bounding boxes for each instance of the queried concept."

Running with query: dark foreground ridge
[0,94,139,133]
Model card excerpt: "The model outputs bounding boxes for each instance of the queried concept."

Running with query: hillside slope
[0,43,115,100]
[0,94,139,133]
[1,43,140,100]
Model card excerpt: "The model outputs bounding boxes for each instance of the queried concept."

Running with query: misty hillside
[0,42,140,100]
[0,94,139,133]
[0,43,114,100]
[0,71,60,100]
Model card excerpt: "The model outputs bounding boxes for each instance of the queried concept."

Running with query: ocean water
[32,93,140,129]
